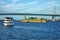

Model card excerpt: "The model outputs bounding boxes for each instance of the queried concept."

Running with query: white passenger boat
[4,17,14,27]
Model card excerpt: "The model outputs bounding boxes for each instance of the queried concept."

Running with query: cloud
[18,1,56,13]
[0,10,8,13]
[0,0,59,13]
[0,0,38,12]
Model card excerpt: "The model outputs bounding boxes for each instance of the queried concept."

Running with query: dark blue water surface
[0,21,60,40]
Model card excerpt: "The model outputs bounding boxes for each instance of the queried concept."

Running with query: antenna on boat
[52,3,56,21]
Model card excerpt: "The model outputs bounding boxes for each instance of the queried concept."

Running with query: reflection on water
[0,21,60,40]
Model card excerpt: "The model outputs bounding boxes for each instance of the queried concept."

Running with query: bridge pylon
[52,4,56,21]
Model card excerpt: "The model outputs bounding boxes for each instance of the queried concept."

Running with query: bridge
[0,13,60,21]
[0,13,60,16]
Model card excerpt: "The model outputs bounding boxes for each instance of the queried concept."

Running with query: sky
[0,0,60,14]
[0,0,60,20]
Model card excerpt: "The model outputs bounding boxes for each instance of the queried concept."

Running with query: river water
[0,21,60,40]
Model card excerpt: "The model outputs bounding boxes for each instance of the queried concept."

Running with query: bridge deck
[0,13,60,16]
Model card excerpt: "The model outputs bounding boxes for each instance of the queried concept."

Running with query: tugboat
[4,17,14,27]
